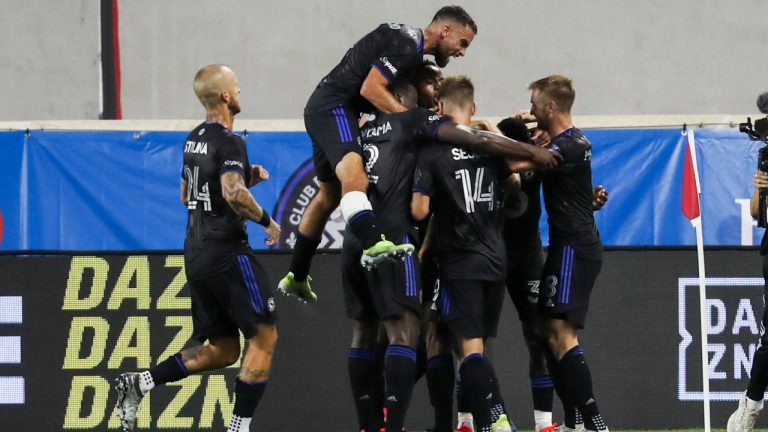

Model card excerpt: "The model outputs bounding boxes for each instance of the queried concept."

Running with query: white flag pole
[689,129,711,432]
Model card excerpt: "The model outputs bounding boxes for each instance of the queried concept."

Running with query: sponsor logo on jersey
[184,140,208,155]
[379,57,398,76]
[272,158,345,250]
[223,160,244,169]
[363,143,380,184]
[361,121,392,139]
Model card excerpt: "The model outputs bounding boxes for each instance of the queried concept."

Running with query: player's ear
[220,90,230,104]
[440,23,451,38]
[437,100,445,115]
[470,102,476,116]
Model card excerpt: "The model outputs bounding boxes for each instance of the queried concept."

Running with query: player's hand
[470,119,500,133]
[755,171,768,191]
[250,165,269,186]
[264,220,281,246]
[531,146,561,169]
[513,110,537,123]
[592,185,609,211]
[531,129,551,147]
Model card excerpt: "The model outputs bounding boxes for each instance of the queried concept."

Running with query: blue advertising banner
[0,126,762,250]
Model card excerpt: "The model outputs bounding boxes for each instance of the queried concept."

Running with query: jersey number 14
[454,167,495,213]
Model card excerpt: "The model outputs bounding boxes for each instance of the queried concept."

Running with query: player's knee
[252,325,278,352]
[340,190,373,223]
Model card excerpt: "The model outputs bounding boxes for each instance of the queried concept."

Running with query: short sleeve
[371,26,422,82]
[404,108,451,141]
[218,136,247,178]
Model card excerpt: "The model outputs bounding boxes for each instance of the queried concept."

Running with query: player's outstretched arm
[360,67,408,114]
[221,171,281,245]
[435,123,560,168]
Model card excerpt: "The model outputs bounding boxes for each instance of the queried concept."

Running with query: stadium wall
[0,124,763,250]
[2,1,767,121]
[0,249,765,430]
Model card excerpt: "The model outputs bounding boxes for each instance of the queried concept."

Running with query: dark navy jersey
[305,23,424,114]
[413,142,508,280]
[541,127,602,260]
[503,162,542,249]
[182,122,252,280]
[343,108,448,252]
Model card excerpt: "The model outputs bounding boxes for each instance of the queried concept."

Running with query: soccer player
[496,116,608,432]
[343,76,444,432]
[727,168,768,432]
[279,6,480,301]
[412,75,518,432]
[281,5,559,302]
[508,75,608,432]
[114,65,280,432]
[343,69,553,431]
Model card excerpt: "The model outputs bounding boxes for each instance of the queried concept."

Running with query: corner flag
[682,128,710,432]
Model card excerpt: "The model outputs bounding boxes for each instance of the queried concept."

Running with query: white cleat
[114,372,145,431]
[728,391,763,432]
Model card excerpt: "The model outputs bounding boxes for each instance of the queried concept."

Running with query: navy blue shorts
[538,244,601,328]
[304,105,362,182]
[189,253,276,342]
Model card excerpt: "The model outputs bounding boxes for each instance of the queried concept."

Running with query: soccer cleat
[728,391,763,432]
[360,235,415,270]
[538,423,559,432]
[492,413,516,432]
[114,372,144,431]
[277,272,317,303]
[456,423,474,432]
[556,426,584,432]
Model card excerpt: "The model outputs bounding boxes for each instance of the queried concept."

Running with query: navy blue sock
[348,348,377,431]
[426,354,454,432]
[149,353,188,386]
[414,339,428,383]
[531,374,554,412]
[348,210,380,249]
[371,343,387,430]
[233,378,267,417]
[557,346,606,431]
[456,378,469,414]
[384,344,417,432]
[458,353,507,430]
[288,232,321,281]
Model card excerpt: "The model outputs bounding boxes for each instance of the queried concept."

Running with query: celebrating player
[412,75,518,432]
[114,65,280,432]
[509,75,609,432]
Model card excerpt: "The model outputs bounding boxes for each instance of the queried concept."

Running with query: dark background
[0,249,765,431]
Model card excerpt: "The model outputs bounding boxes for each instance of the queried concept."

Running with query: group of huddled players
[113,5,609,432]
[277,5,609,432]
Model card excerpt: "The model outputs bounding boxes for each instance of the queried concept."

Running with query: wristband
[257,209,271,227]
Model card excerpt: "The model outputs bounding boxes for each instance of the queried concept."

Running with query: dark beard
[434,52,450,68]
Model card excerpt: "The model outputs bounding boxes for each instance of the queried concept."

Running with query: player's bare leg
[227,324,278,432]
[115,336,240,431]
[540,318,607,432]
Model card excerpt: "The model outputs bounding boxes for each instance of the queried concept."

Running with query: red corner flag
[681,129,701,224]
